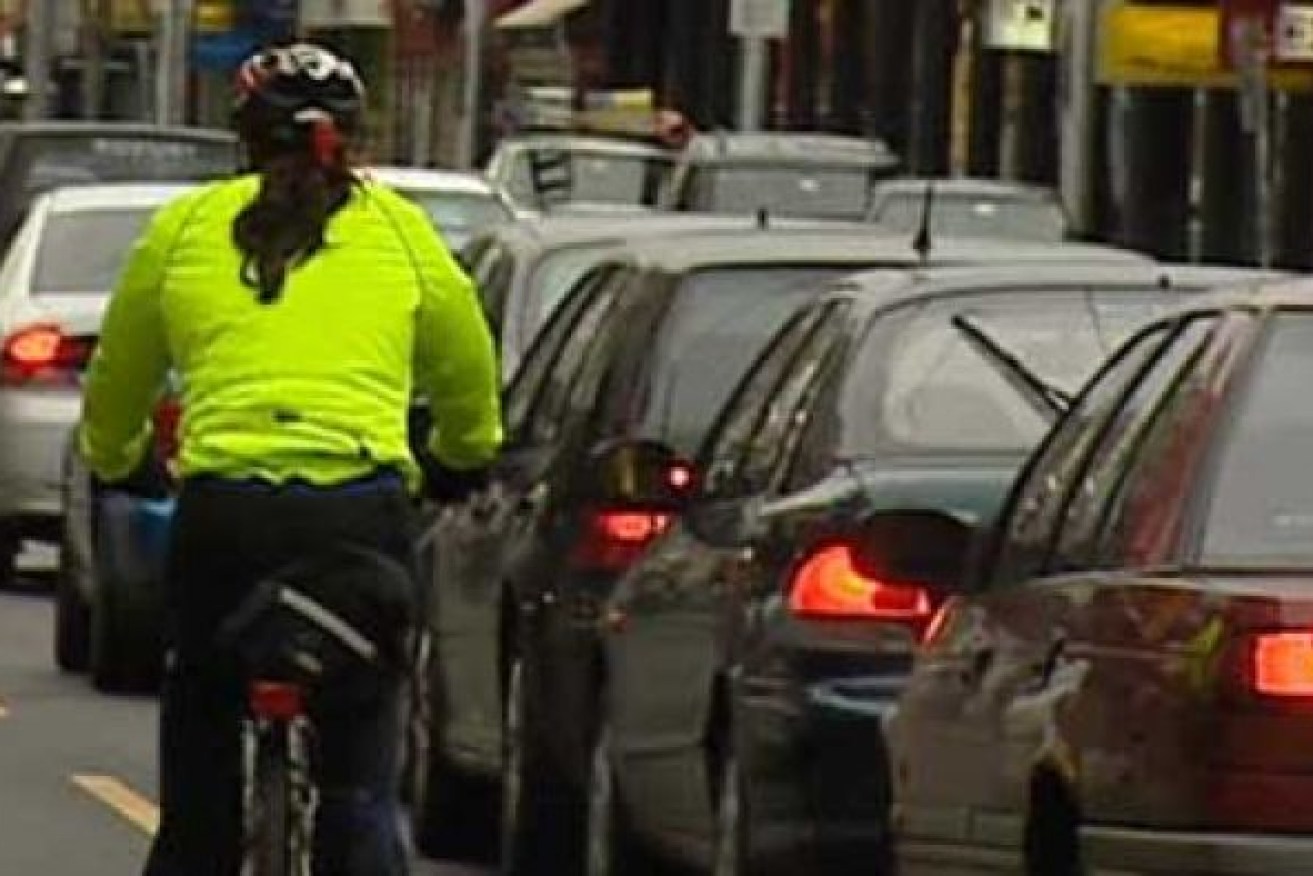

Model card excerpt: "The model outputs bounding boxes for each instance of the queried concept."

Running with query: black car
[589,263,1274,875]
[0,122,236,245]
[661,133,901,221]
[409,233,1151,870]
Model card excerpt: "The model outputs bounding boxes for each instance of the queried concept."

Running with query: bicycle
[219,545,418,876]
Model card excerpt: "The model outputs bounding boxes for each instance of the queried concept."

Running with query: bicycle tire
[249,728,294,876]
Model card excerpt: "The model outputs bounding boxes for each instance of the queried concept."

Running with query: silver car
[0,183,196,584]
[364,166,517,250]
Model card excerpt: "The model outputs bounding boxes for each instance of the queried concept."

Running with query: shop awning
[495,0,589,30]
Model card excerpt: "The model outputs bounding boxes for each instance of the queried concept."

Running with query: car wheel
[586,722,665,876]
[712,747,749,876]
[54,529,91,673]
[500,657,576,875]
[1023,766,1086,876]
[90,575,158,694]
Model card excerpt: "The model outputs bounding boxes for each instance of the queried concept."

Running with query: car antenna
[912,181,935,263]
[756,207,769,229]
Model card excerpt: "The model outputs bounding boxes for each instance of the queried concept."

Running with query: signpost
[729,0,789,132]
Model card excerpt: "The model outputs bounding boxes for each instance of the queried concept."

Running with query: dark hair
[231,100,359,304]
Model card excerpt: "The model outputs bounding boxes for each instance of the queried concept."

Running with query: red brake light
[249,681,305,720]
[1253,632,1313,698]
[2,324,93,385]
[788,544,934,623]
[570,509,673,573]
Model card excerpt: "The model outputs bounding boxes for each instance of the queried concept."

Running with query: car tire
[586,722,666,876]
[500,657,578,876]
[90,575,159,694]
[1023,766,1085,876]
[54,530,91,673]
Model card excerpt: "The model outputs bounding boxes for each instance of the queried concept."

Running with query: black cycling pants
[142,475,417,876]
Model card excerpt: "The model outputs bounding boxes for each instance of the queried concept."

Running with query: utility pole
[731,0,789,132]
[154,0,192,126]
[459,0,485,169]
[23,0,54,119]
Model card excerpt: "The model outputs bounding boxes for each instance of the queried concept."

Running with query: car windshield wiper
[950,314,1072,421]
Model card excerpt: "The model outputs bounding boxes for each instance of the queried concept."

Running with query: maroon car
[887,279,1313,874]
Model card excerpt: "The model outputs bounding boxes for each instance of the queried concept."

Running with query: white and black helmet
[234,43,365,133]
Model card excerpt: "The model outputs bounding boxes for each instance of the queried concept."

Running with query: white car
[363,166,517,250]
[0,183,198,584]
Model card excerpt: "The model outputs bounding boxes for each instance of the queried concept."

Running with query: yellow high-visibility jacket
[79,174,502,492]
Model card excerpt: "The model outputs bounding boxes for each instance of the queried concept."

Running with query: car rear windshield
[507,151,670,206]
[33,207,158,295]
[633,266,854,454]
[527,243,615,330]
[14,134,234,195]
[684,165,881,220]
[1204,314,1313,566]
[398,190,512,240]
[872,192,1067,242]
[843,288,1173,455]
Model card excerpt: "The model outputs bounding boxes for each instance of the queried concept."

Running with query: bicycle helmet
[234,43,366,165]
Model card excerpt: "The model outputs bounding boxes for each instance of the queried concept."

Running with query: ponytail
[232,141,356,304]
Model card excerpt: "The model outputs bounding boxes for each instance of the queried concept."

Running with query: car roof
[682,132,899,168]
[43,182,198,210]
[364,166,498,195]
[0,121,235,142]
[601,231,1152,274]
[827,263,1286,316]
[494,134,672,159]
[469,213,851,252]
[872,176,1058,201]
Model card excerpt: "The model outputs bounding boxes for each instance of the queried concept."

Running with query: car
[0,183,198,586]
[484,134,675,212]
[364,166,516,250]
[590,263,1278,876]
[660,132,901,220]
[868,177,1069,242]
[460,213,868,381]
[886,277,1313,876]
[0,122,235,247]
[409,231,1154,871]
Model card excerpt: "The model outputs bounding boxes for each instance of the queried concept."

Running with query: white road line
[71,774,159,836]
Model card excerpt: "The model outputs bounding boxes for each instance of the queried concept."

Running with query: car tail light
[1251,632,1313,698]
[569,509,673,574]
[788,544,935,627]
[2,324,93,386]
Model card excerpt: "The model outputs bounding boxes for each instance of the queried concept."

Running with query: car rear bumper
[0,387,80,528]
[1086,823,1313,875]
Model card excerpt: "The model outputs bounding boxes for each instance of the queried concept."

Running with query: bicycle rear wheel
[249,729,295,876]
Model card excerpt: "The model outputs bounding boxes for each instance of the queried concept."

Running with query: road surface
[0,578,486,875]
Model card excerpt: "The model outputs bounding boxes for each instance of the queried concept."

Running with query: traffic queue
[1,118,1304,876]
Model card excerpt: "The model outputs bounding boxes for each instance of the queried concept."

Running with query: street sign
[982,0,1056,53]
[729,0,790,40]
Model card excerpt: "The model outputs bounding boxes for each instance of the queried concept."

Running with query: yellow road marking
[71,774,159,836]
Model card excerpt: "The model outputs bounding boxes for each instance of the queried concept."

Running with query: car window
[1203,314,1313,566]
[33,207,159,294]
[701,306,829,498]
[464,240,514,336]
[525,243,616,335]
[1049,317,1219,572]
[506,149,670,206]
[987,324,1176,588]
[1093,312,1259,568]
[13,134,234,193]
[525,269,626,445]
[871,192,1067,242]
[397,190,511,240]
[684,165,879,220]
[843,289,1176,456]
[628,265,855,456]
[501,267,613,438]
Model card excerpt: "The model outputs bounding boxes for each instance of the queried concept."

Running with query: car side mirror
[582,438,699,508]
[849,508,976,594]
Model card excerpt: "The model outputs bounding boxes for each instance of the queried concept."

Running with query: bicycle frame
[243,680,318,876]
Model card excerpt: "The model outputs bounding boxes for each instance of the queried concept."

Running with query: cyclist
[78,43,501,875]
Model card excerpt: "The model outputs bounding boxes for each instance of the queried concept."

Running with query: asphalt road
[0,577,487,875]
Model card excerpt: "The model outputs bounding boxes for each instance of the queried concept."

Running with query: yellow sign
[107,0,236,35]
[1098,1,1313,90]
